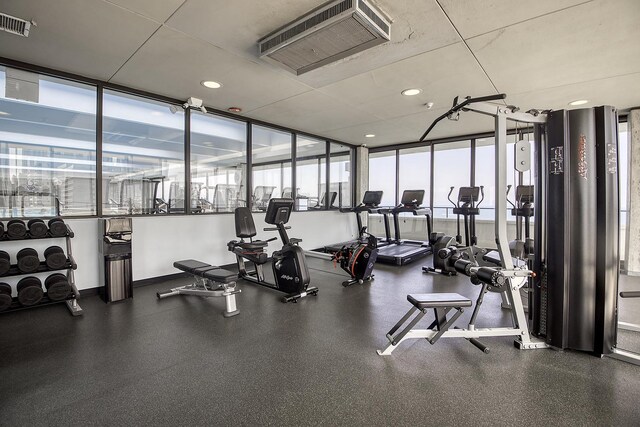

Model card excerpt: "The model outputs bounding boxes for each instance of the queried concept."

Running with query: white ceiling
[1,0,639,147]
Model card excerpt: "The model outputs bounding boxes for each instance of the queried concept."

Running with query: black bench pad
[174,259,237,283]
[202,269,237,283]
[408,293,472,309]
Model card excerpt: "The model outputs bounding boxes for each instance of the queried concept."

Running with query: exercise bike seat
[408,293,472,309]
[235,241,269,250]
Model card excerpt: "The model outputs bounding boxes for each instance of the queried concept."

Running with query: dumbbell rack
[0,223,83,316]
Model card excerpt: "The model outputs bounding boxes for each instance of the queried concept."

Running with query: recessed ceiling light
[201,80,222,89]
[365,134,375,138]
[401,88,421,96]
[0,111,9,116]
[228,107,242,113]
[568,99,589,106]
[151,111,163,116]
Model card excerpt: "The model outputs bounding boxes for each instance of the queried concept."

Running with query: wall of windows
[102,91,185,215]
[368,151,396,207]
[0,66,97,217]
[190,112,246,213]
[295,136,326,211]
[0,64,355,219]
[330,142,352,209]
[251,125,292,211]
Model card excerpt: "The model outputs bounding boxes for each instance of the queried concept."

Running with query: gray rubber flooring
[1,256,639,426]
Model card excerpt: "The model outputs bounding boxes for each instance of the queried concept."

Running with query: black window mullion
[395,149,400,206]
[96,84,103,217]
[325,141,330,210]
[246,123,253,210]
[470,138,476,187]
[291,133,297,205]
[184,109,191,215]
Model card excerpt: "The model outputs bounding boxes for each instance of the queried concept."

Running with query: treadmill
[376,190,433,266]
[322,190,391,253]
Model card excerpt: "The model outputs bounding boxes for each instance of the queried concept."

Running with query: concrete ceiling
[0,0,639,148]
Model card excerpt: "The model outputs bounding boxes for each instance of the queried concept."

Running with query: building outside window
[251,125,292,211]
[190,112,246,213]
[102,90,185,215]
[329,142,352,209]
[0,66,97,218]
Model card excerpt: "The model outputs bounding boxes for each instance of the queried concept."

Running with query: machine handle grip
[477,186,485,207]
[620,291,640,298]
[447,186,456,207]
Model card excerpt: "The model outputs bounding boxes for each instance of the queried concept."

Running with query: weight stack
[534,106,618,356]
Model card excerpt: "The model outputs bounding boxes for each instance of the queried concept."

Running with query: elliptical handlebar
[506,185,516,209]
[447,186,456,207]
[419,94,507,141]
[477,186,485,208]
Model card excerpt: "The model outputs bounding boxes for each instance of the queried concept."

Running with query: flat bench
[173,259,238,283]
[157,259,240,317]
[378,293,472,355]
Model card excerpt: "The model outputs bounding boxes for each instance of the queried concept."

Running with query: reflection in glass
[0,66,97,218]
[296,136,325,211]
[191,112,246,213]
[102,91,184,214]
[330,142,351,209]
[251,125,291,211]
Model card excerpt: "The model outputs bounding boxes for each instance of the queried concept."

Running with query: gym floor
[1,256,639,426]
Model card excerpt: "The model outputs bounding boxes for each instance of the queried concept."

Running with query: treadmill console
[362,191,383,207]
[400,190,425,208]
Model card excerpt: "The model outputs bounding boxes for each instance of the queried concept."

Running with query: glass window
[102,91,185,214]
[190,112,246,213]
[369,151,396,207]
[475,138,495,221]
[0,66,97,218]
[251,125,291,211]
[619,122,629,261]
[330,142,352,209]
[432,141,471,220]
[399,146,430,205]
[295,136,326,211]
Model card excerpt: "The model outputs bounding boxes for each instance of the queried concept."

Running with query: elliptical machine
[331,232,379,287]
[227,198,318,303]
[423,186,487,275]
[507,184,534,259]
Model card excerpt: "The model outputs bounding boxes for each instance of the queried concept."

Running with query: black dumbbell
[28,219,48,238]
[7,219,27,239]
[45,273,72,301]
[0,282,12,312]
[44,246,67,270]
[17,276,44,306]
[0,221,4,237]
[48,218,67,237]
[16,248,40,273]
[0,250,10,276]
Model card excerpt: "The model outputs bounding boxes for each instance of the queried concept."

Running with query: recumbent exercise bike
[227,198,318,303]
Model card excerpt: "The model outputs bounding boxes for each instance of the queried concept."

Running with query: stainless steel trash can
[99,218,132,303]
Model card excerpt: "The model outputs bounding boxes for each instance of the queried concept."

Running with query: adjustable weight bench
[157,259,240,317]
[377,293,472,355]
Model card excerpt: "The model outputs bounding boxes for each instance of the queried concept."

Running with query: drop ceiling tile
[247,91,377,135]
[165,0,324,60]
[0,0,160,81]
[468,0,640,95]
[103,0,186,23]
[319,42,497,120]
[439,0,589,39]
[167,0,461,88]
[507,72,640,113]
[322,106,496,147]
[110,27,312,111]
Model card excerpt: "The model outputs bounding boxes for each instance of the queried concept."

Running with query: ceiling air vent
[0,13,32,37]
[258,0,391,75]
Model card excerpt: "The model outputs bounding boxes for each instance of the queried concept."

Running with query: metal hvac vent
[0,13,32,37]
[258,0,391,75]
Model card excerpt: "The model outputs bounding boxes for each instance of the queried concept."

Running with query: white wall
[58,211,355,291]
